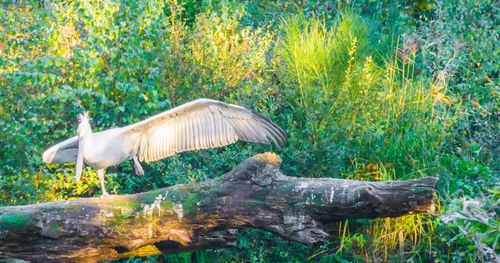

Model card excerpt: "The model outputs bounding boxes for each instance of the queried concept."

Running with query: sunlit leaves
[431,84,451,105]
[0,0,497,261]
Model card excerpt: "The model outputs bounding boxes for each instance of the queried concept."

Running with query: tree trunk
[0,153,437,262]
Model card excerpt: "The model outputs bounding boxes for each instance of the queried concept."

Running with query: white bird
[42,98,286,196]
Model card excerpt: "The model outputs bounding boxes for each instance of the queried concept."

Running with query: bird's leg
[133,155,144,176]
[97,169,109,197]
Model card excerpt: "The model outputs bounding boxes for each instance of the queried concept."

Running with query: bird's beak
[75,134,84,181]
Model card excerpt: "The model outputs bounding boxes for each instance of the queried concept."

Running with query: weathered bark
[0,153,437,262]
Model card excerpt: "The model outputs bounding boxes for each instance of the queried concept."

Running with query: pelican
[42,98,286,196]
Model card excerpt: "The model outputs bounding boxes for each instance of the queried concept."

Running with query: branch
[0,153,437,262]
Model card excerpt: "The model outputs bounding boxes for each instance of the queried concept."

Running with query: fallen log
[0,153,437,262]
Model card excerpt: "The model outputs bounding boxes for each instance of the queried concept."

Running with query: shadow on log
[0,153,438,262]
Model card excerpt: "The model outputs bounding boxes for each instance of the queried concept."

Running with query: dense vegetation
[0,0,498,262]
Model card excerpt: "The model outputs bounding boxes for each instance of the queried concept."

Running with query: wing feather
[123,99,287,163]
[214,108,224,145]
[192,118,198,148]
[237,118,260,142]
[182,120,187,151]
[174,121,180,153]
[188,116,194,149]
[207,113,215,147]
[42,136,79,164]
[160,126,166,158]
[200,111,207,148]
[225,118,246,140]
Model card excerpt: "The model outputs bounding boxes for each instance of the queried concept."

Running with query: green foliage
[0,0,498,262]
[437,191,499,262]
[276,11,451,182]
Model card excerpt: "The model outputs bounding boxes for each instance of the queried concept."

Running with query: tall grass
[277,12,456,260]
[278,12,369,111]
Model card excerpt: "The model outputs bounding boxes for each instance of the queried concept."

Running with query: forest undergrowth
[0,0,498,262]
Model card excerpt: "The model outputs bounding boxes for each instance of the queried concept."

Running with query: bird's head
[77,111,92,138]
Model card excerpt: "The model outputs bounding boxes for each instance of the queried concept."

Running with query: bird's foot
[133,156,145,177]
[100,192,110,199]
[134,163,145,177]
[135,169,144,177]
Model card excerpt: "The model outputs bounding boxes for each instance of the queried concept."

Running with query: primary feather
[123,99,286,162]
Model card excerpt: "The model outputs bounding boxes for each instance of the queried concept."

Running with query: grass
[274,10,465,261]
[0,0,497,262]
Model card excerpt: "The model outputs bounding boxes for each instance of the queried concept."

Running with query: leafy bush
[0,0,498,262]
[276,11,454,180]
[0,0,276,201]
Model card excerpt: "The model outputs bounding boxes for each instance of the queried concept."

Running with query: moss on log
[0,153,437,262]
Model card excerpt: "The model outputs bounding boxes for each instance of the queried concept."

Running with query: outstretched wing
[42,136,79,164]
[122,98,287,162]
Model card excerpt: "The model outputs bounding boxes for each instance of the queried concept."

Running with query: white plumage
[42,98,286,196]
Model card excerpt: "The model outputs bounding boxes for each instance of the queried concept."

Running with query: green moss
[114,215,124,225]
[113,200,141,208]
[165,190,185,203]
[144,192,161,204]
[162,200,174,211]
[47,225,66,237]
[0,213,31,229]
[183,193,200,214]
